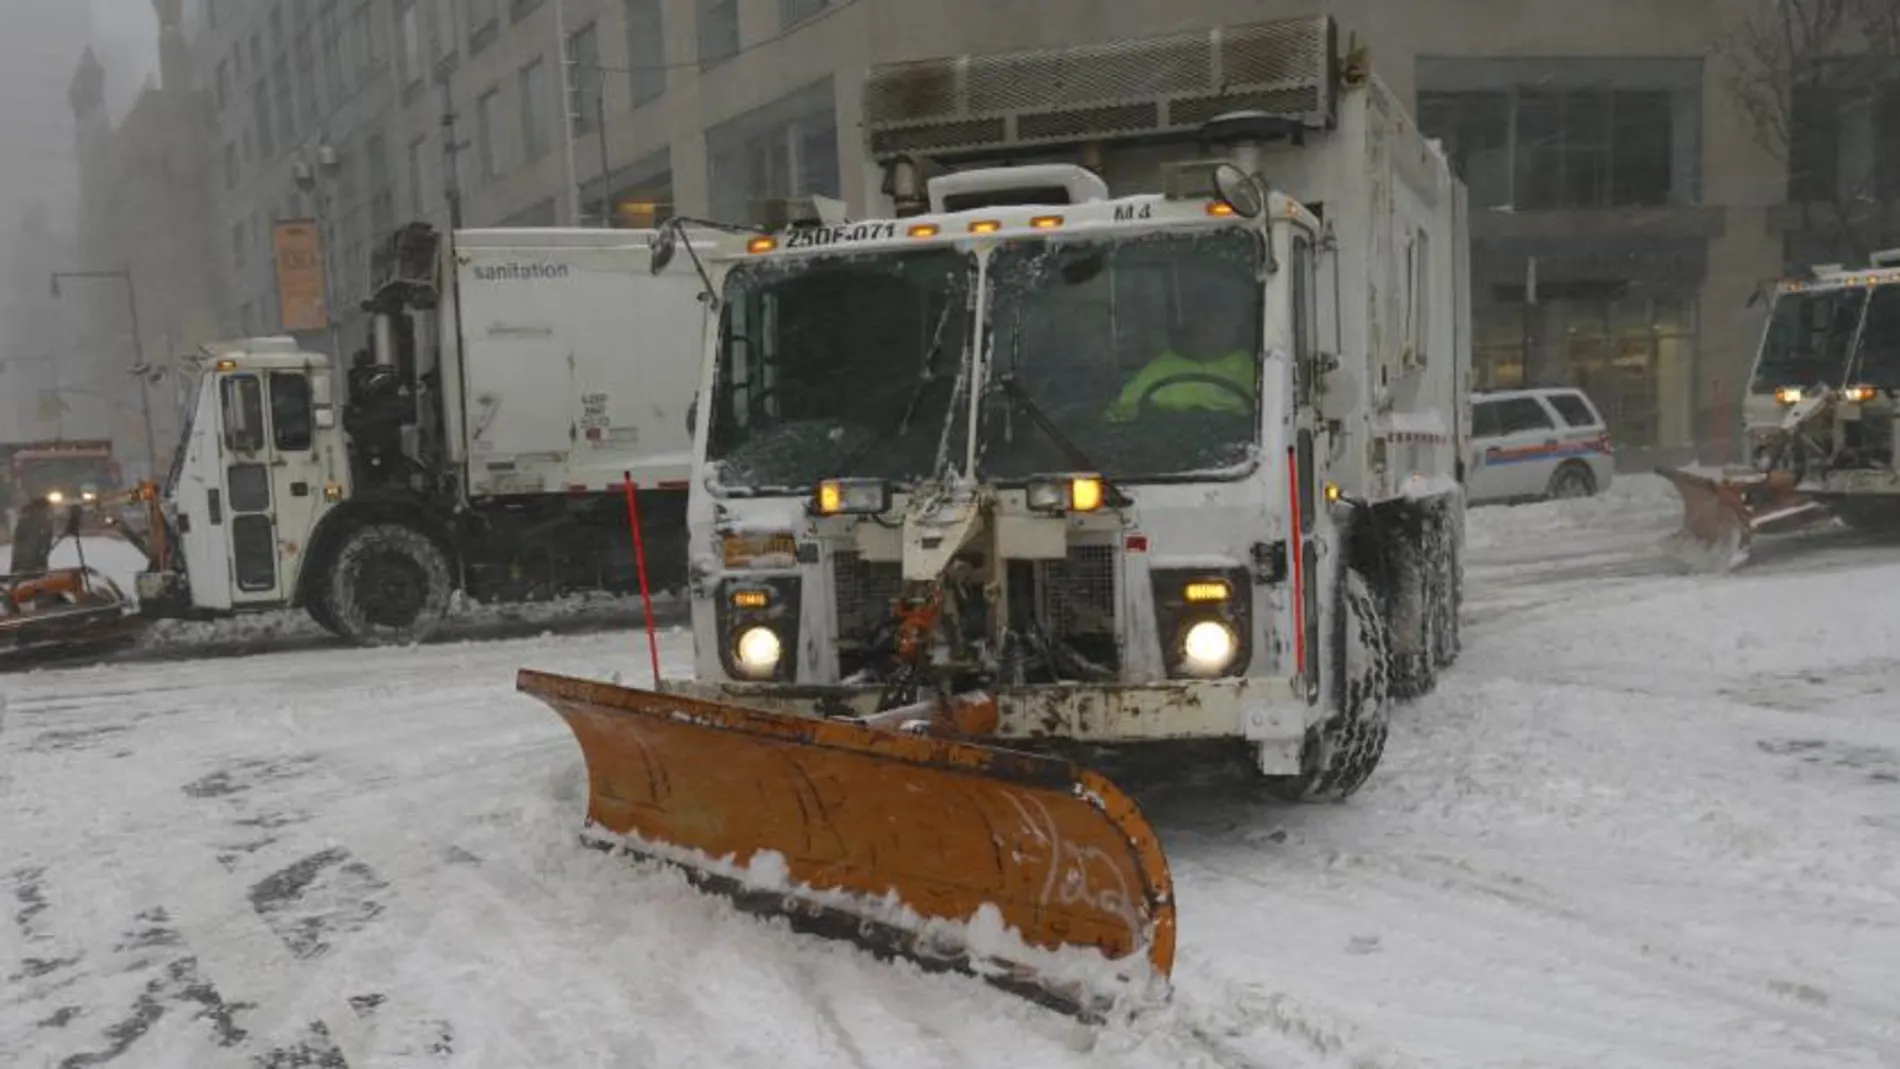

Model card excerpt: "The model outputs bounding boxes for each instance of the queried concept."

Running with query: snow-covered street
[4,477,1898,1068]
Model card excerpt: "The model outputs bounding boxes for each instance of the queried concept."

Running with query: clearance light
[1775,386,1803,405]
[1184,580,1231,603]
[907,223,941,238]
[1029,214,1065,230]
[323,482,344,501]
[968,219,1002,234]
[1206,200,1237,217]
[215,358,239,371]
[1843,385,1878,403]
[1325,482,1342,504]
[747,236,779,254]
[730,588,772,609]
[722,531,798,567]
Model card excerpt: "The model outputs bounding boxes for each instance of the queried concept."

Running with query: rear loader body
[518,15,1472,1015]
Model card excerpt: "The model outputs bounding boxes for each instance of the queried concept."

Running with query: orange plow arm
[516,669,1175,1017]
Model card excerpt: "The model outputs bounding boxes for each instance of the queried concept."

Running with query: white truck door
[175,374,234,610]
[212,372,288,604]
[260,370,327,595]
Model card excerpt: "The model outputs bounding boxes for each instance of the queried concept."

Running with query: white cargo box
[445,228,709,498]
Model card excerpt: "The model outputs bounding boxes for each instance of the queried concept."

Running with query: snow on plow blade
[0,567,141,666]
[516,668,1176,1017]
[1655,466,1832,569]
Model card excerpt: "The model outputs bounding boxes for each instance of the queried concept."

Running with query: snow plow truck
[1658,247,1900,566]
[2,227,710,666]
[516,15,1472,1016]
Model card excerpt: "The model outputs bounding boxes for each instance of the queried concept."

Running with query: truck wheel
[305,583,344,639]
[325,523,452,647]
[1264,568,1393,803]
[1425,502,1462,670]
[1387,516,1438,701]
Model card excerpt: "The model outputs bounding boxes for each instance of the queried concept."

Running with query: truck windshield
[1848,286,1900,389]
[980,228,1262,481]
[1753,286,1866,392]
[18,457,116,498]
[706,247,973,493]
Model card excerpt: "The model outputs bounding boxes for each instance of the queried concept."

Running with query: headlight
[1180,620,1239,676]
[733,626,783,678]
[81,491,98,503]
[1774,386,1802,405]
[813,478,890,516]
[45,490,65,505]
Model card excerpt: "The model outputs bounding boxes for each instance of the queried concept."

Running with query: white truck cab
[144,338,344,615]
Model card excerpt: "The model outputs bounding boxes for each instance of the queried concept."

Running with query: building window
[465,0,499,50]
[352,1,383,79]
[320,7,343,99]
[295,29,318,124]
[520,58,551,161]
[1415,57,1702,211]
[253,81,274,158]
[398,2,423,88]
[780,0,826,28]
[476,87,503,181]
[568,23,601,133]
[697,0,739,69]
[625,0,665,105]
[225,142,239,189]
[580,148,673,227]
[1788,73,1900,206]
[232,221,247,268]
[216,58,231,109]
[705,78,839,225]
[273,57,296,145]
[408,136,429,217]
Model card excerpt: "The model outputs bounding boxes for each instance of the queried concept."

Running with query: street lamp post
[50,268,157,478]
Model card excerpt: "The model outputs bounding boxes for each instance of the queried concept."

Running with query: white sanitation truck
[647,15,1473,799]
[132,226,709,643]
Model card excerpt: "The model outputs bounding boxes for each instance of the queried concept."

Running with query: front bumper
[662,675,1312,744]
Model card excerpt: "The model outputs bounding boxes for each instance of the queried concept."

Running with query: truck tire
[1264,567,1393,803]
[324,522,452,647]
[1387,516,1437,701]
[305,583,344,640]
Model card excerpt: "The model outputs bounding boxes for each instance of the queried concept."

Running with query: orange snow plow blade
[516,668,1175,1017]
[0,566,142,666]
[1655,466,1834,567]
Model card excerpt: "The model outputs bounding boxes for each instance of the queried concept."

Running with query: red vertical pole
[623,471,662,690]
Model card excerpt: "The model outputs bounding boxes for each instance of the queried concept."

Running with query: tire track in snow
[1176,842,1900,1067]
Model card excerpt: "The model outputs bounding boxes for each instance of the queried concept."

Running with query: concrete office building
[171,0,1897,466]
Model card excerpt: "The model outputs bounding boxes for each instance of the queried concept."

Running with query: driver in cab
[1104,287,1258,423]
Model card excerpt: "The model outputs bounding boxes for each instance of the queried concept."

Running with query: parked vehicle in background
[1466,387,1614,504]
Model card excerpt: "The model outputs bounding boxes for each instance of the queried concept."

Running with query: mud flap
[516,669,1176,1018]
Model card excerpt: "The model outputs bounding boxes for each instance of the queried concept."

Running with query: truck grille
[832,550,903,642]
[1036,544,1117,639]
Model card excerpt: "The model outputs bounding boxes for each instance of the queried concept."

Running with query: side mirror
[1212,163,1267,219]
[649,226,677,275]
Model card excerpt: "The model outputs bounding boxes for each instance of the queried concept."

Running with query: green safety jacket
[1104,349,1258,423]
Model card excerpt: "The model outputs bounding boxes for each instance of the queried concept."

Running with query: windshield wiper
[990,373,1130,507]
[833,296,961,476]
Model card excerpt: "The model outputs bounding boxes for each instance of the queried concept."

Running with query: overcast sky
[89,0,159,121]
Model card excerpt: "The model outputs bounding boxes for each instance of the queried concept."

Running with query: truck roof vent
[863,15,1338,165]
[927,163,1108,213]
